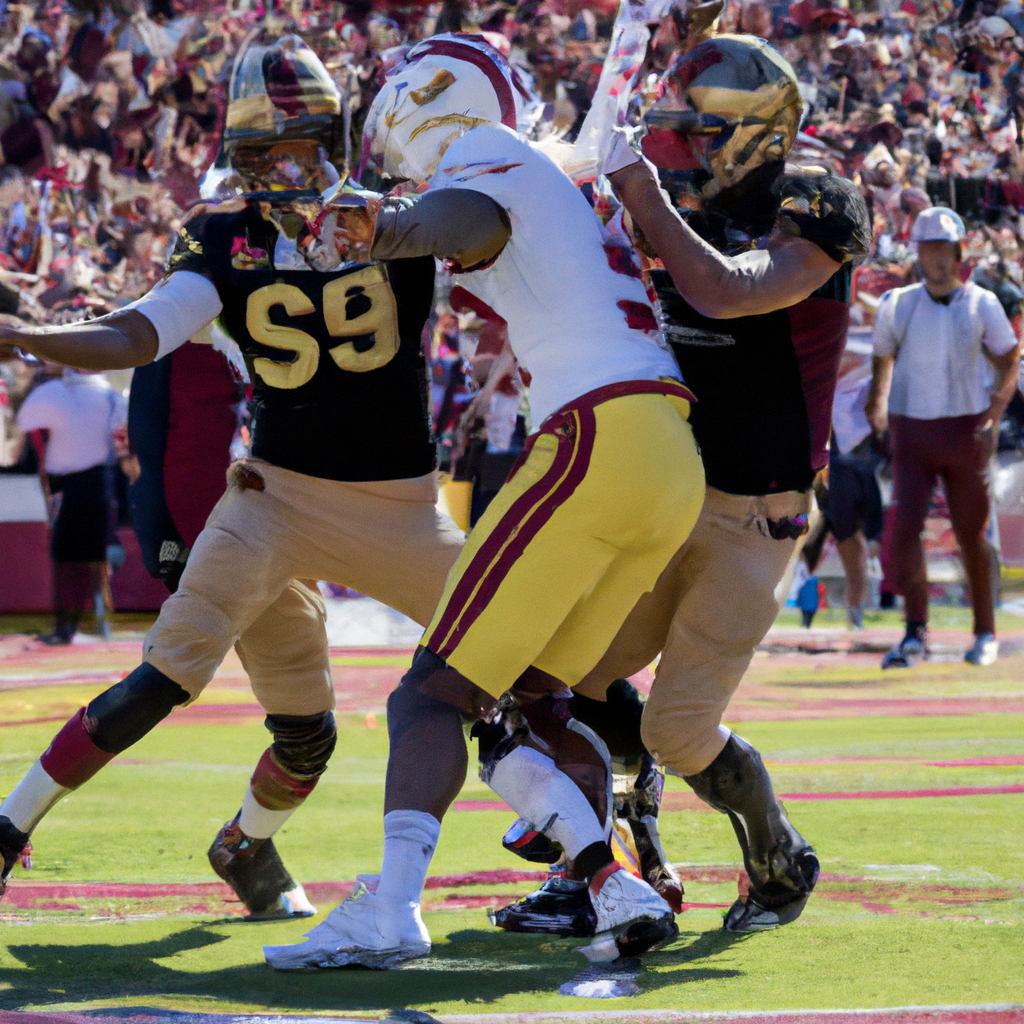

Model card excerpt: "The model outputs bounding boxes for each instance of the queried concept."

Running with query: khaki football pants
[143,460,465,716]
[575,486,809,776]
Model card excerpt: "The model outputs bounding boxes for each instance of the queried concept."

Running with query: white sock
[238,788,298,839]
[1,760,69,834]
[375,809,440,905]
[487,745,605,860]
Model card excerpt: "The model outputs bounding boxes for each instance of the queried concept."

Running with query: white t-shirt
[16,373,127,474]
[873,281,1018,420]
[831,337,874,454]
[431,125,681,425]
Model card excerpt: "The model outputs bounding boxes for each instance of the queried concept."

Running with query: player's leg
[208,579,337,919]
[640,493,818,931]
[264,386,704,969]
[203,471,461,922]
[0,477,293,898]
[883,415,938,667]
[940,418,999,663]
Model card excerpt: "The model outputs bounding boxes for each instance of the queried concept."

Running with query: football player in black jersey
[494,35,871,936]
[0,32,485,920]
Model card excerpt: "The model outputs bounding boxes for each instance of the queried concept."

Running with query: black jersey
[654,172,870,497]
[167,201,437,483]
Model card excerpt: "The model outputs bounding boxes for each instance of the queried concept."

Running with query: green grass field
[0,612,1022,1019]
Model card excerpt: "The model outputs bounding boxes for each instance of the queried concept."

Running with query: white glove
[601,126,643,177]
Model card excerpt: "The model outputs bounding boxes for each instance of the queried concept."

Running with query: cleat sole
[264,942,430,971]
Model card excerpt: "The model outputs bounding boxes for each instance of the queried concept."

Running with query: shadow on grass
[1,925,745,1012]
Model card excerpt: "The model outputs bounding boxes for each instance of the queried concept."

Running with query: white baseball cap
[910,206,966,243]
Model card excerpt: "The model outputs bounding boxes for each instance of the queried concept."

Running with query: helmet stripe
[411,39,518,129]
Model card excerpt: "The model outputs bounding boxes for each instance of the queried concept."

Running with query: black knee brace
[85,664,190,754]
[569,678,646,763]
[684,734,818,928]
[265,711,337,779]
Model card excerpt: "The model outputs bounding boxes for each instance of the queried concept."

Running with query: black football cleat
[208,817,315,920]
[0,816,30,902]
[491,876,597,937]
[724,846,820,932]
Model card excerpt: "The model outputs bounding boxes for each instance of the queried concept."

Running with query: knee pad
[683,734,818,910]
[569,678,646,768]
[265,712,337,780]
[85,664,189,754]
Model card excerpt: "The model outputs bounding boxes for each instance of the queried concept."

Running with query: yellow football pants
[423,380,705,697]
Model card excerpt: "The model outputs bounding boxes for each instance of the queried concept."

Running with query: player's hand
[0,321,30,362]
[455,388,491,449]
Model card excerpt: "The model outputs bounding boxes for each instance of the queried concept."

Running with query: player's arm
[0,310,158,369]
[979,295,1022,436]
[371,189,511,270]
[864,355,895,436]
[0,271,223,370]
[608,159,840,318]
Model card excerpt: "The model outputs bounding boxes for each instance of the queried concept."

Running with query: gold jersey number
[246,265,400,390]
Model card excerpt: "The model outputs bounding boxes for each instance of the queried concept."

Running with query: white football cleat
[579,864,678,963]
[964,632,998,666]
[263,879,430,971]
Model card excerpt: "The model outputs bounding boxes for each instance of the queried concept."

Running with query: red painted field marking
[455,784,1024,815]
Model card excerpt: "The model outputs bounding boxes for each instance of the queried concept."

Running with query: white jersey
[431,125,681,425]
[16,373,126,475]
[873,281,1018,421]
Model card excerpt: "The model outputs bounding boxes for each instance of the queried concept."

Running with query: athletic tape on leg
[376,809,441,905]
[0,760,70,833]
[488,745,606,860]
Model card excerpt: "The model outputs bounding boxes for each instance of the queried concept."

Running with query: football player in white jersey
[264,33,706,972]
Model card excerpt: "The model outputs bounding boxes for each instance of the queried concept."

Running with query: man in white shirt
[16,369,126,643]
[866,207,1020,667]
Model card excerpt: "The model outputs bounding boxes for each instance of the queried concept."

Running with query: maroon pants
[889,414,997,635]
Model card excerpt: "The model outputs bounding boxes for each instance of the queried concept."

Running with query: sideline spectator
[829,339,884,628]
[866,206,1020,668]
[15,366,126,643]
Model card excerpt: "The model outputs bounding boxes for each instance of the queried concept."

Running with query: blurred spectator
[867,206,1020,668]
[828,339,884,628]
[15,366,126,643]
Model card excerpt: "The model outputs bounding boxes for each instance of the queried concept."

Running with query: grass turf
[0,630,1022,1016]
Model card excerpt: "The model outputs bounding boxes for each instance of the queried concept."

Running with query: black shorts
[827,446,883,543]
[48,464,111,563]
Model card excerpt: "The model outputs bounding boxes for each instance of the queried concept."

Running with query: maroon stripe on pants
[887,413,996,635]
[427,408,583,658]
[435,406,597,661]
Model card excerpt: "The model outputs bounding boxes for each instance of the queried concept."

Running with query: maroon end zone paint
[38,707,115,789]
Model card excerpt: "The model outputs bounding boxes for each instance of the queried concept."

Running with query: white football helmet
[362,33,529,185]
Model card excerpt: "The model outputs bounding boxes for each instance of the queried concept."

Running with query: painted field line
[1,1002,1022,1024]
[764,756,1024,767]
[435,1004,1024,1023]
[456,784,1024,814]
